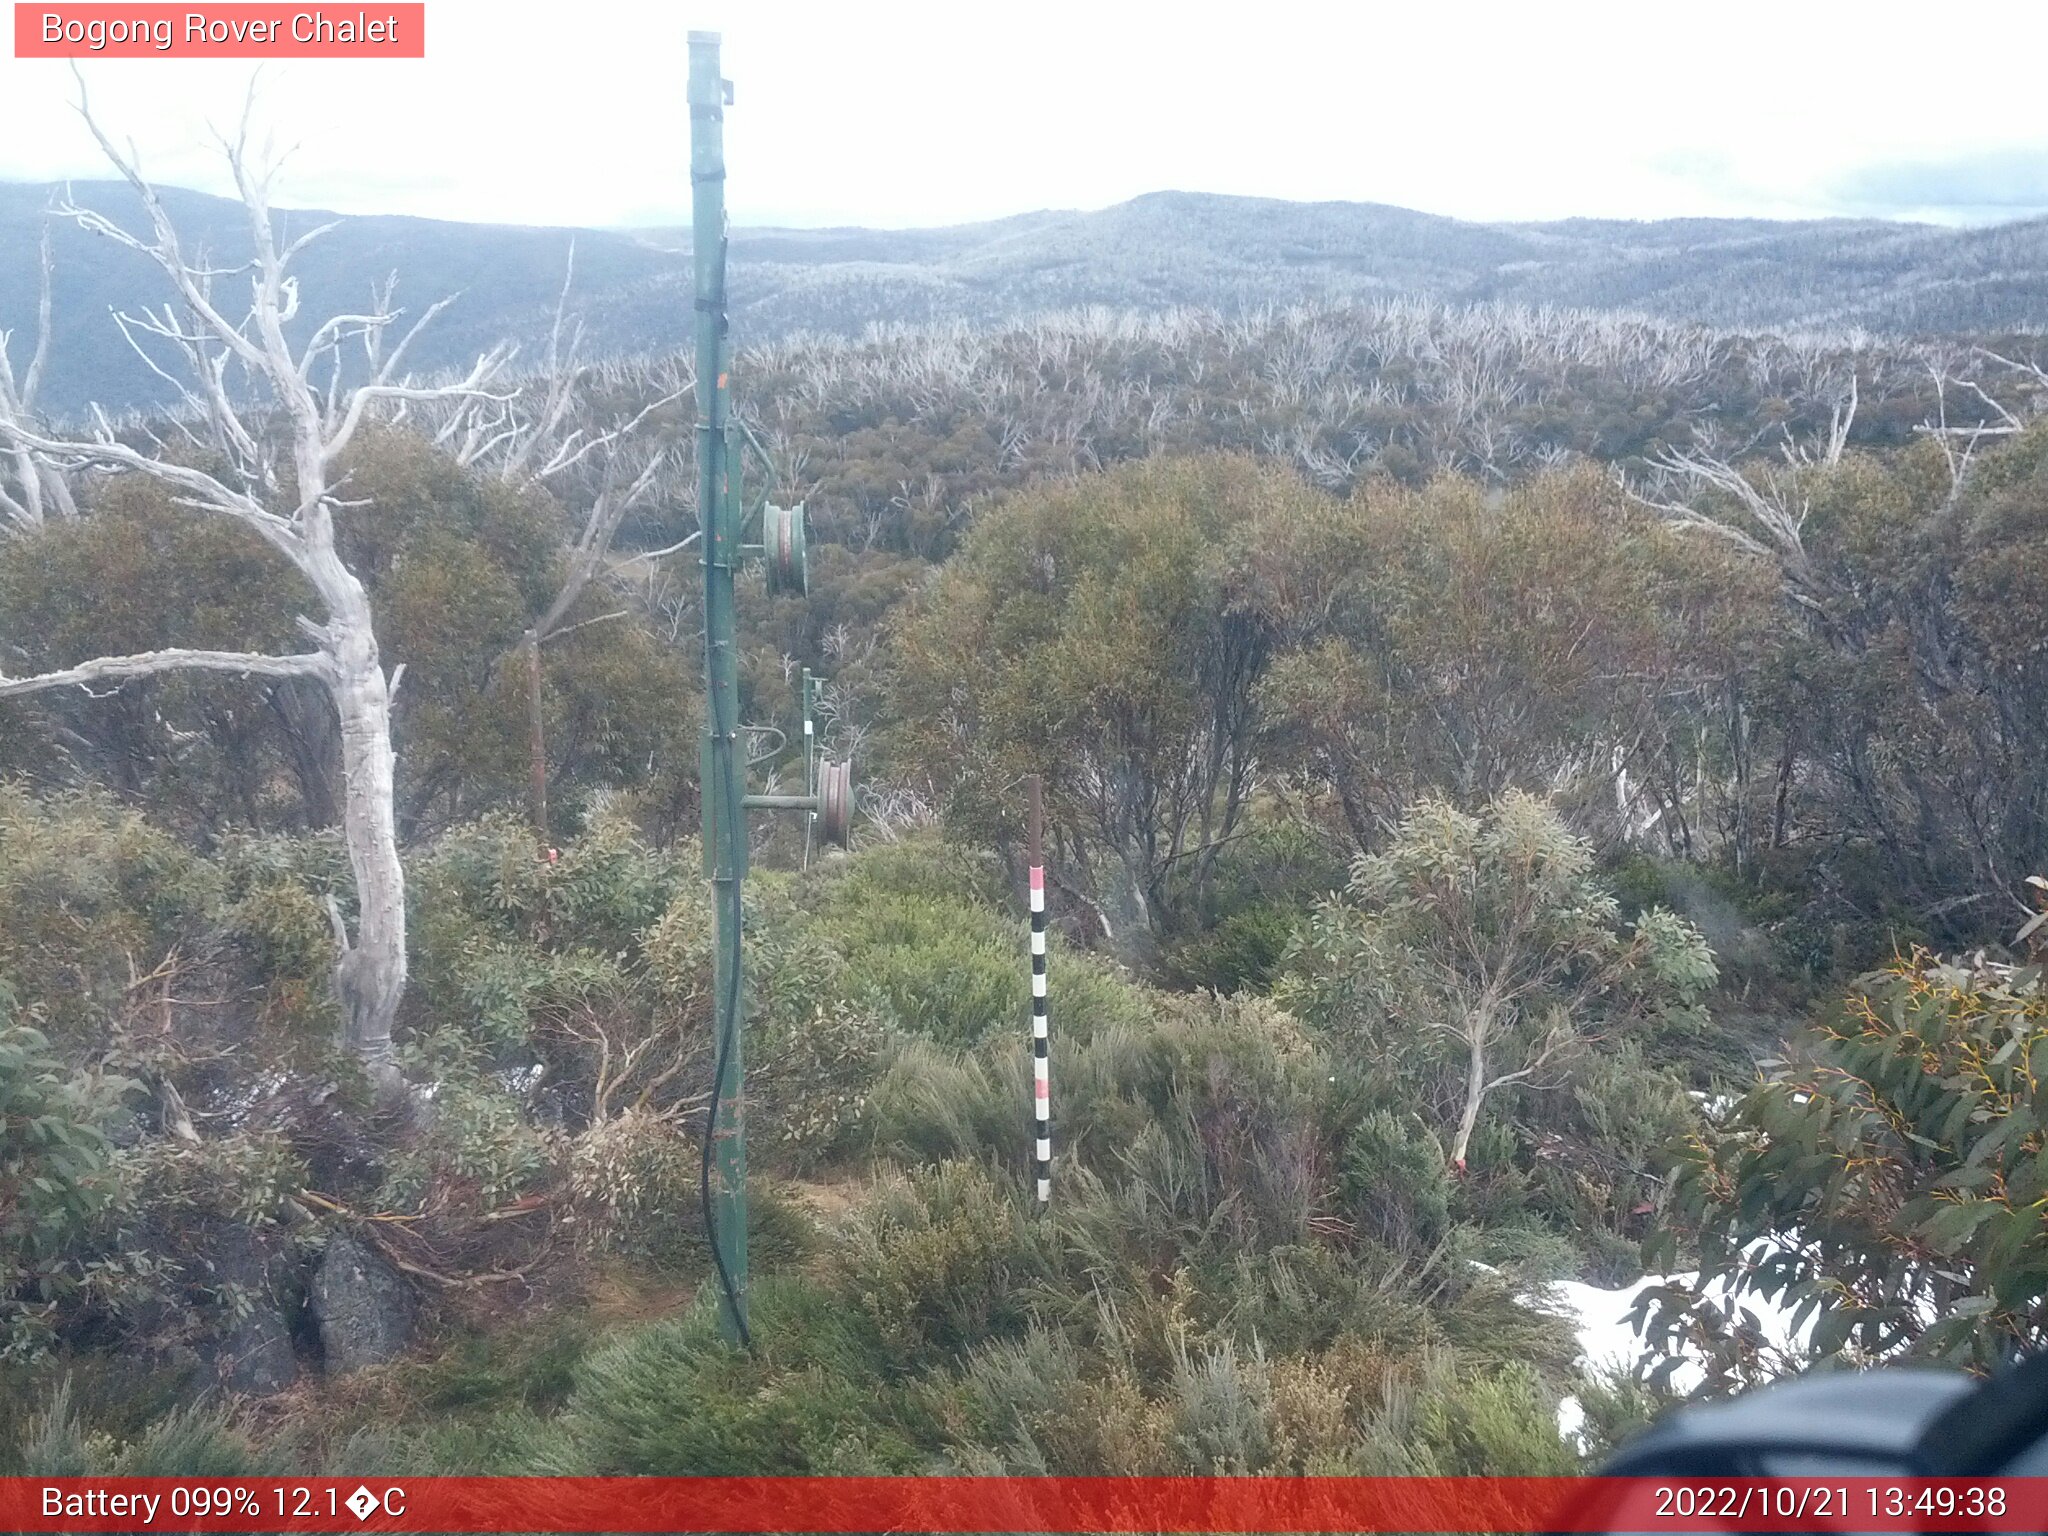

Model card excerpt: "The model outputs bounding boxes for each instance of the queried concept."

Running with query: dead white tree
[0,222,79,530]
[1909,353,2048,510]
[0,86,510,1096]
[1625,382,1861,617]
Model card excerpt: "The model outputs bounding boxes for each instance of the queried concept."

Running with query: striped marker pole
[1028,774,1051,1207]
[801,670,816,870]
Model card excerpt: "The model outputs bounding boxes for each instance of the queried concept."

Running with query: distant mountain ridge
[4,181,2045,416]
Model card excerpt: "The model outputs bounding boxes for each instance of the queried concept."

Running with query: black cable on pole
[699,874,751,1352]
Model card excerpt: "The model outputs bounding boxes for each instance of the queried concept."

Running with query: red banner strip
[1,1476,2042,1533]
[14,5,424,58]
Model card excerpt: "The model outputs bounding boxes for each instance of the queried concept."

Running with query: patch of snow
[499,1062,547,1096]
[1536,1245,1813,1451]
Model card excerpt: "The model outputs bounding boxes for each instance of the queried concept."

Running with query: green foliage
[0,786,219,1043]
[836,1162,1049,1368]
[866,1037,1017,1169]
[414,812,682,981]
[1254,468,1767,856]
[111,1131,307,1231]
[944,1323,1577,1476]
[888,455,1307,948]
[1567,1363,1683,1462]
[336,429,692,839]
[1282,791,1716,1169]
[0,484,312,835]
[1411,1360,1580,1474]
[1339,1109,1451,1252]
[1164,905,1299,994]
[0,990,132,1361]
[408,813,701,1142]
[1642,950,2048,1382]
[0,795,1636,1476]
[558,1276,923,1473]
[564,1107,694,1249]
[25,349,2048,1476]
[410,1314,593,1415]
[204,828,353,1041]
[381,1082,556,1211]
[1156,817,1347,994]
[946,1324,1169,1473]
[0,430,689,841]
[749,1003,882,1172]
[2,1381,253,1476]
[837,891,1020,1046]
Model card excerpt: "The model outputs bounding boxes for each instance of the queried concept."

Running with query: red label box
[1,1476,2044,1534]
[14,4,425,56]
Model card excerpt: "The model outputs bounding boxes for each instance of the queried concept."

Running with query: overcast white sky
[4,0,2048,231]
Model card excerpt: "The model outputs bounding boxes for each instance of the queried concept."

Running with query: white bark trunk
[6,444,42,526]
[330,622,407,1090]
[1451,1020,1488,1167]
[299,492,409,1095]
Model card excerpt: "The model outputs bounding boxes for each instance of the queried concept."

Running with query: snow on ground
[1535,1250,1812,1449]
[1544,1273,1690,1445]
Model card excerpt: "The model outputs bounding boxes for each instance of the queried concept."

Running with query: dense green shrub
[380,1082,557,1211]
[1642,950,2048,1383]
[1,990,133,1361]
[837,892,1021,1045]
[836,1162,1050,1368]
[0,788,219,1044]
[558,1277,924,1473]
[1339,1109,1452,1253]
[1,1382,254,1476]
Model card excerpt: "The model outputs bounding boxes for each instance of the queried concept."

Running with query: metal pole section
[741,793,823,812]
[1028,775,1051,1206]
[690,28,749,1346]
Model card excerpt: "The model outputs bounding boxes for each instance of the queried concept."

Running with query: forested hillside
[4,148,2048,1480]
[8,179,2048,417]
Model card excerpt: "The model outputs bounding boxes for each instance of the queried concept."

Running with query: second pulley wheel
[816,757,853,848]
[763,501,808,597]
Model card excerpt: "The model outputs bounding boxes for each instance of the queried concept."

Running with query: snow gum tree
[1283,790,1718,1168]
[0,91,510,1094]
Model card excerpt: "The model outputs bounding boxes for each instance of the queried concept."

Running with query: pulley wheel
[817,757,853,849]
[763,501,808,597]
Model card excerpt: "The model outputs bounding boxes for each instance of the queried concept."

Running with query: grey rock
[214,1298,298,1395]
[199,1226,298,1396]
[309,1232,413,1374]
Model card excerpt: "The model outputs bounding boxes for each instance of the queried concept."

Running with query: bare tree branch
[532,448,667,640]
[0,647,329,698]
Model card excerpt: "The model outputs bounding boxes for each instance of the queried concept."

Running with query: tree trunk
[6,444,43,525]
[1451,1023,1488,1167]
[328,608,408,1097]
[526,628,548,841]
[1771,733,1796,850]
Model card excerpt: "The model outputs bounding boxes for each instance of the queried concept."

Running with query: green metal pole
[690,28,748,1345]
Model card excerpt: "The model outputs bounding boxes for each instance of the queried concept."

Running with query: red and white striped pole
[1028,774,1051,1207]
